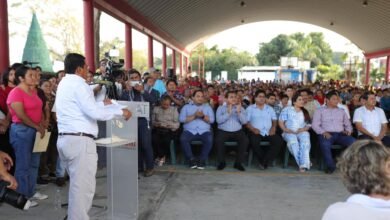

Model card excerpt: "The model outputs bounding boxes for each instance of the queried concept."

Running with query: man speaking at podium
[55,53,131,220]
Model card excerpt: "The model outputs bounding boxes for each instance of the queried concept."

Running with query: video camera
[103,52,124,80]
[0,180,31,210]
[95,53,125,99]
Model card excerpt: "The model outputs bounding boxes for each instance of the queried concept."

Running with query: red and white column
[386,56,390,83]
[162,43,167,77]
[0,0,10,71]
[148,35,153,68]
[83,0,95,72]
[172,49,176,73]
[365,58,371,85]
[125,23,133,70]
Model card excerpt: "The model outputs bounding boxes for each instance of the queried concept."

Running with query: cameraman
[0,151,17,190]
[121,69,159,177]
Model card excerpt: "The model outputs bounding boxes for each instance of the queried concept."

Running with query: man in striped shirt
[215,90,248,171]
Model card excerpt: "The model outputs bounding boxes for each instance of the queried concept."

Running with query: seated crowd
[1,59,390,208]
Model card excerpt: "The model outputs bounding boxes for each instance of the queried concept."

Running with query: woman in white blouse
[279,92,312,172]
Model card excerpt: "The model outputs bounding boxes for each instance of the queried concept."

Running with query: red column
[386,56,390,83]
[162,44,166,77]
[365,58,371,85]
[148,35,153,68]
[184,56,188,76]
[0,0,10,71]
[179,53,183,77]
[83,0,95,72]
[125,23,133,70]
[172,49,176,73]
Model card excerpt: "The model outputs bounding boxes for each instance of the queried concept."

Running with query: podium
[95,101,149,220]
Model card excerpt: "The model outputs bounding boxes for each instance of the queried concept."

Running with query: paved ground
[1,165,349,220]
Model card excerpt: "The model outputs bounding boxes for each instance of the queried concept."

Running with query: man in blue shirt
[179,90,215,169]
[246,90,283,169]
[215,91,248,171]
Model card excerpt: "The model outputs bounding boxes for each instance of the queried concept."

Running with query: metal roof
[102,0,390,54]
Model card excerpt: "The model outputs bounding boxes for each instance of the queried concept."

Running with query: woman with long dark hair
[279,92,312,172]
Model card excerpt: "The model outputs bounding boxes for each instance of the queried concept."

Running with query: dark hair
[291,92,311,123]
[2,68,12,86]
[207,84,214,89]
[166,79,177,87]
[128,69,141,78]
[161,95,172,103]
[14,65,31,85]
[39,78,50,87]
[298,89,309,95]
[266,93,276,99]
[254,89,266,98]
[361,91,375,100]
[225,90,237,98]
[325,90,339,100]
[10,63,23,70]
[34,66,42,71]
[56,70,65,77]
[192,89,203,97]
[64,53,85,74]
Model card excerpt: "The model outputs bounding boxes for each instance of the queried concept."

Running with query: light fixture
[362,0,368,7]
[240,1,246,7]
[241,19,245,24]
[330,21,334,26]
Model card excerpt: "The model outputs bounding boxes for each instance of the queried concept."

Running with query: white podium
[95,101,149,220]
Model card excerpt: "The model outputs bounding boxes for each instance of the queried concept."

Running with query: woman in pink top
[7,65,46,206]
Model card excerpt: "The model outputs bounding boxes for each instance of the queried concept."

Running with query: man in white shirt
[353,91,390,147]
[56,53,131,220]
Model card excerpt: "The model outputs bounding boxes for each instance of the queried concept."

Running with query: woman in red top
[7,65,46,205]
[314,90,325,105]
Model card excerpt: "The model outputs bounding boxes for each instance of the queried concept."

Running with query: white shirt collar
[347,194,390,209]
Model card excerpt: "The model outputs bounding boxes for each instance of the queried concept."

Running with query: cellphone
[130,81,141,87]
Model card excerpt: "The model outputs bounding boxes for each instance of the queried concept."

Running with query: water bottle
[54,188,62,211]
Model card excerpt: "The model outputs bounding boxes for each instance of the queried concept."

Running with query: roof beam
[94,0,189,56]
[364,48,390,59]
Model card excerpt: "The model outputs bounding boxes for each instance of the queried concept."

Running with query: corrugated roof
[105,0,390,53]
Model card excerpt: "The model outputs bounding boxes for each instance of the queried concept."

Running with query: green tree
[316,64,343,81]
[256,32,333,68]
[191,45,257,80]
[256,34,292,66]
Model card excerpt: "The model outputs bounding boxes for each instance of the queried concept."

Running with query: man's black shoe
[234,163,245,171]
[197,160,206,170]
[37,177,49,185]
[217,162,226,170]
[189,159,197,169]
[325,168,335,174]
[56,177,66,187]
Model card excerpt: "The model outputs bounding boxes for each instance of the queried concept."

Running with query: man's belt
[59,132,96,139]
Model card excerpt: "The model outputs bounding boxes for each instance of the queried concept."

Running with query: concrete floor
[1,165,349,220]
